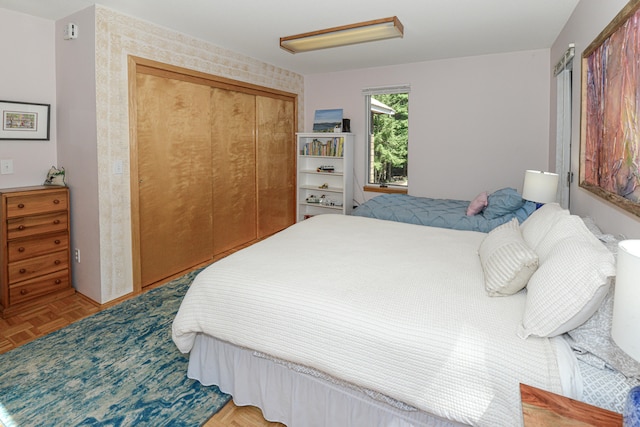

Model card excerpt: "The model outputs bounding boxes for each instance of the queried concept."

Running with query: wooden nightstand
[520,383,622,426]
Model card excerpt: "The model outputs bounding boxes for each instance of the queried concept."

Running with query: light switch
[0,159,13,174]
[113,159,124,175]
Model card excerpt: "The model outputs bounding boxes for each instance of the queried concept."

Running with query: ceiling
[0,0,580,75]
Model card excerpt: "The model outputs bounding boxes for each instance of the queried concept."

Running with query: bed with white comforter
[171,210,616,426]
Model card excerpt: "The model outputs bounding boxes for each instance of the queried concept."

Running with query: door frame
[553,45,574,210]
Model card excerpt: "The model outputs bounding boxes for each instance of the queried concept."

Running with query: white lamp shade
[612,240,640,362]
[522,170,559,204]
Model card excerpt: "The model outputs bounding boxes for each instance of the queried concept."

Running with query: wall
[550,0,640,239]
[55,7,100,302]
[0,8,57,188]
[305,50,551,203]
[56,6,304,303]
[12,2,637,300]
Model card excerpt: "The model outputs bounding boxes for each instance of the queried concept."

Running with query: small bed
[172,205,638,426]
[352,188,536,232]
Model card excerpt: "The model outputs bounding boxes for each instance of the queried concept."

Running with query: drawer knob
[53,220,60,225]
[53,199,60,204]
[54,239,61,245]
[18,225,25,231]
[17,203,24,209]
[18,247,25,252]
[54,260,61,265]
[19,268,26,274]
[20,289,28,295]
[55,279,62,284]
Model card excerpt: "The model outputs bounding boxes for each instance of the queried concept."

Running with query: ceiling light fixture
[280,16,404,54]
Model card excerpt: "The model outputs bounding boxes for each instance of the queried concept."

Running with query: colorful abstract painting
[581,0,640,216]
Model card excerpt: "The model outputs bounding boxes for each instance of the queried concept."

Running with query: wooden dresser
[0,186,74,317]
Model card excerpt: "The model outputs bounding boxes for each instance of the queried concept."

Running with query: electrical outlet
[74,248,81,263]
[0,159,13,174]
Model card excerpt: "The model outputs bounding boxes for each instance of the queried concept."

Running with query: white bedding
[172,214,566,426]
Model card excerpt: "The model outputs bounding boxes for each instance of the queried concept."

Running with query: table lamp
[612,240,640,427]
[522,170,559,208]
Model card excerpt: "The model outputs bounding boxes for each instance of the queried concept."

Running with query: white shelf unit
[296,132,354,222]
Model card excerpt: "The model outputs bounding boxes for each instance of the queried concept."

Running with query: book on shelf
[300,137,344,157]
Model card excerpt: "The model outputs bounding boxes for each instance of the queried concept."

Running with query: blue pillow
[513,201,537,223]
[483,187,525,219]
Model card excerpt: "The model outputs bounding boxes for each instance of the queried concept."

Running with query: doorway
[554,45,575,209]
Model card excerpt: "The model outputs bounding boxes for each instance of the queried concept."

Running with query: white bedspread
[172,214,563,426]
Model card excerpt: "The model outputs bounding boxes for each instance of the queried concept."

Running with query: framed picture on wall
[0,100,50,140]
[580,0,640,217]
[313,109,343,132]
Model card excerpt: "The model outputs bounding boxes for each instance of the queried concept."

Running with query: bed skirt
[188,334,466,427]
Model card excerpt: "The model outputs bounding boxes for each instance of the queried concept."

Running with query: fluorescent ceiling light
[280,16,404,54]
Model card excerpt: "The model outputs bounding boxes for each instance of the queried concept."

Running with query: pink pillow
[466,192,488,216]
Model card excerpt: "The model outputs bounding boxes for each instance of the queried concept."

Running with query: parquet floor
[0,292,100,354]
[0,291,285,427]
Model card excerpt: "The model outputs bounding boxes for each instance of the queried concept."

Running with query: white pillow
[517,224,615,338]
[534,214,598,262]
[519,203,569,251]
[479,218,539,296]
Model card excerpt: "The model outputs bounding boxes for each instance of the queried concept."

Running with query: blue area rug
[0,270,230,427]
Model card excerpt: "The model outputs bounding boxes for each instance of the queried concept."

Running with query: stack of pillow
[477,203,616,339]
[479,204,640,412]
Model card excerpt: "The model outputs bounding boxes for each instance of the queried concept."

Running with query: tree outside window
[367,93,408,187]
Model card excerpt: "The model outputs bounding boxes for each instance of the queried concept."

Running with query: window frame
[362,85,410,193]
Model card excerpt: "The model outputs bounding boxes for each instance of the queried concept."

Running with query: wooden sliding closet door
[131,57,297,291]
[136,73,213,287]
[256,96,296,237]
[211,88,257,255]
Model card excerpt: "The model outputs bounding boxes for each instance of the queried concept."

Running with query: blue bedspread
[352,192,536,233]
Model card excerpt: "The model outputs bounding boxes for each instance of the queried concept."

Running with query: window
[363,86,409,190]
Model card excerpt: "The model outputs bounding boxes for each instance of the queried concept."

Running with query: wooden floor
[0,291,285,427]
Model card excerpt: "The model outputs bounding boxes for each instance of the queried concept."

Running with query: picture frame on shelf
[313,109,343,132]
[0,100,50,141]
[579,0,640,217]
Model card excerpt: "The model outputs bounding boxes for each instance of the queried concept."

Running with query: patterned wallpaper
[94,5,304,301]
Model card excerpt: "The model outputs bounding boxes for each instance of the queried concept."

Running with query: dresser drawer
[5,190,68,218]
[7,232,69,262]
[8,250,69,284]
[7,211,68,240]
[1,186,72,317]
[10,269,70,305]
